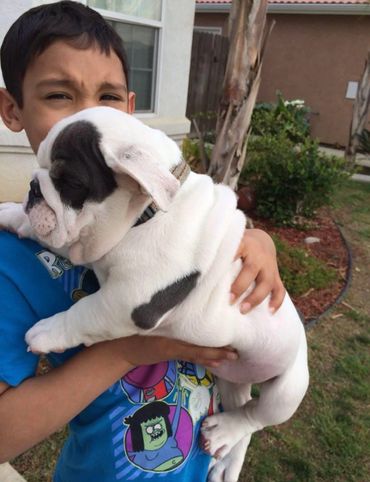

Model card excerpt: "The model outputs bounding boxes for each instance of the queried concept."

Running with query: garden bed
[251,208,350,324]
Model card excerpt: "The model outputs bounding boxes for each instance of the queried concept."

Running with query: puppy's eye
[66,178,85,190]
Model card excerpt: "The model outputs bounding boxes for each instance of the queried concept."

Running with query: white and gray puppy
[0,107,309,482]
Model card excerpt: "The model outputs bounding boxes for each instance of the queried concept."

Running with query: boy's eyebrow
[99,81,127,93]
[35,78,127,93]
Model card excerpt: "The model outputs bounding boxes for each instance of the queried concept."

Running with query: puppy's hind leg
[243,337,309,432]
[202,379,252,482]
[202,336,309,462]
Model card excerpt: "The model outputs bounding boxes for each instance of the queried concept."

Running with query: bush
[251,94,310,143]
[359,129,370,154]
[182,137,213,172]
[240,95,350,225]
[242,133,349,225]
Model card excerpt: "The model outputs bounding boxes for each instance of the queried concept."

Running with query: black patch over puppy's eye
[51,165,90,210]
[50,121,117,209]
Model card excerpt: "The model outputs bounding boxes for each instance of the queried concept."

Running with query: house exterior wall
[259,14,370,146]
[194,10,370,146]
[0,0,196,202]
[194,12,229,35]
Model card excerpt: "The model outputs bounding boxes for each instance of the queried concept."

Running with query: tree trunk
[345,51,370,167]
[207,0,271,190]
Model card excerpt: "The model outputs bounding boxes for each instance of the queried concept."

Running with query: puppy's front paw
[25,317,68,354]
[201,410,248,460]
[0,202,32,237]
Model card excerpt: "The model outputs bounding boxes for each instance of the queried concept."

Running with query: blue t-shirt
[0,232,219,481]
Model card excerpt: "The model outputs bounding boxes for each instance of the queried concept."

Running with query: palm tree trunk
[207,0,272,190]
[345,51,370,168]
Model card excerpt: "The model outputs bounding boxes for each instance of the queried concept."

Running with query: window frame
[86,1,165,116]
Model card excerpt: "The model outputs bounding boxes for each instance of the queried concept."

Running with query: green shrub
[251,94,310,143]
[181,137,213,172]
[241,94,350,225]
[242,133,349,225]
[359,129,370,154]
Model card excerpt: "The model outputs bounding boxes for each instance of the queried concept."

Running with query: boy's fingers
[175,342,238,365]
[268,281,286,312]
[239,281,270,313]
[230,266,257,302]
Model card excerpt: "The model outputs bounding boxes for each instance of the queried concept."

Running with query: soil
[251,209,349,324]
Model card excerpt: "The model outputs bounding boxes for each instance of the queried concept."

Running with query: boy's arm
[0,335,234,463]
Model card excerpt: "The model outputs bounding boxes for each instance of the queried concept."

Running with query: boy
[0,2,285,481]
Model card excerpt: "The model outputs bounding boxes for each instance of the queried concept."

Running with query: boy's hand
[230,228,285,314]
[114,336,238,369]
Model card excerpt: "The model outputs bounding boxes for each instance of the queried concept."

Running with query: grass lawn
[12,181,370,482]
[240,180,370,482]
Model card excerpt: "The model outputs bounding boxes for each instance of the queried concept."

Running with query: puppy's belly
[210,358,284,385]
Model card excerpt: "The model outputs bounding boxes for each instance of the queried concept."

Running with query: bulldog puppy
[0,107,309,482]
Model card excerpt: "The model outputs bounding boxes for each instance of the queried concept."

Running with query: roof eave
[196,3,370,15]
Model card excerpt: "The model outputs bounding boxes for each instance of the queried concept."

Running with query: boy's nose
[78,100,100,111]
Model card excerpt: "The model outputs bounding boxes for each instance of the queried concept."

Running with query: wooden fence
[186,31,229,136]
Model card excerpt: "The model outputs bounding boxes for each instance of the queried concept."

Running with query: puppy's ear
[101,145,180,211]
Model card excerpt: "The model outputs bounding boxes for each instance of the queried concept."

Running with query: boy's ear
[0,88,24,132]
[127,91,136,114]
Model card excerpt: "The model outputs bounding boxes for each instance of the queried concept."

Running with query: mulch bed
[252,209,350,324]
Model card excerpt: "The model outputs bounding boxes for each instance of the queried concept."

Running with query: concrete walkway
[0,463,27,482]
[319,147,370,183]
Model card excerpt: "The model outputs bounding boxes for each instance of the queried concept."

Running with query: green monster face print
[124,398,186,472]
[142,416,167,450]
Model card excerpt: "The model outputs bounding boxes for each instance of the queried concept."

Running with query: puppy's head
[26,107,181,264]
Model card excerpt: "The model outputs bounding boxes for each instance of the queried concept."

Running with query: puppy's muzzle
[26,178,57,238]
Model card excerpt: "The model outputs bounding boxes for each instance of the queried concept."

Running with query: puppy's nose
[30,179,42,199]
[26,178,44,211]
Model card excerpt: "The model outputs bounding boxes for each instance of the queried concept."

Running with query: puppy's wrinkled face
[25,106,182,263]
[25,120,123,253]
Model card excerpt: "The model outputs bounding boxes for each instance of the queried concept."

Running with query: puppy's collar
[134,158,191,227]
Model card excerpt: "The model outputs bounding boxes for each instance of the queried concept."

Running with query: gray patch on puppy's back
[132,271,201,330]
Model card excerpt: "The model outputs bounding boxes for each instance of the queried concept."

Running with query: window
[87,0,163,113]
[88,0,162,21]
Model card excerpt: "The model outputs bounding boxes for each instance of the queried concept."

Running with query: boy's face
[1,40,135,153]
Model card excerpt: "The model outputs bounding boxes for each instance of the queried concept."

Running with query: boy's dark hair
[1,1,130,108]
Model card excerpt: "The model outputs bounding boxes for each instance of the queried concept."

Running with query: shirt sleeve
[0,272,40,386]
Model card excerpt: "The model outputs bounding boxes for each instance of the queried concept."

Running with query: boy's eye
[45,93,72,101]
[100,94,122,102]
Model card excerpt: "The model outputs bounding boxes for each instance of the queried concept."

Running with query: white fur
[0,107,309,482]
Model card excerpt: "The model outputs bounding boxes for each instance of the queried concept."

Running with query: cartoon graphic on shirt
[123,391,193,473]
[177,361,214,388]
[36,249,73,278]
[177,361,220,422]
[120,361,177,404]
[71,268,99,301]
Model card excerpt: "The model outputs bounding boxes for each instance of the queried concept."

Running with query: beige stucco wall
[194,12,229,35]
[195,11,370,146]
[259,14,370,146]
